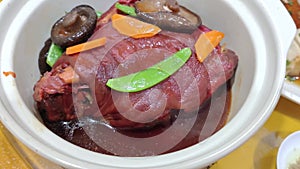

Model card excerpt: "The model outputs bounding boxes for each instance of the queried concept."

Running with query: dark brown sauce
[42,81,232,157]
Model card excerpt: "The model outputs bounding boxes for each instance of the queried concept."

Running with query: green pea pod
[115,2,137,16]
[96,11,102,18]
[106,48,192,92]
[46,43,63,67]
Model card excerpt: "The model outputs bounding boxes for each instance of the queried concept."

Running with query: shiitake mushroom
[51,5,97,48]
[39,5,97,74]
[38,38,52,75]
[135,0,201,33]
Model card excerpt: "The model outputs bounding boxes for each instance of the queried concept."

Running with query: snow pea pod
[46,43,63,67]
[96,11,102,18]
[115,2,137,16]
[106,48,192,92]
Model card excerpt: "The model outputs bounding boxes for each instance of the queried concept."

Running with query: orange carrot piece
[66,37,107,55]
[2,71,16,78]
[194,30,224,62]
[205,30,225,47]
[111,14,161,38]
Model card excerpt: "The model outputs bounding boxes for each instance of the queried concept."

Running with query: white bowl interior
[0,0,292,168]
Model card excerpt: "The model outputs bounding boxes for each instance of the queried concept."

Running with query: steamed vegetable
[106,48,192,92]
[2,71,16,78]
[66,37,107,55]
[195,30,224,62]
[96,11,103,18]
[111,14,161,38]
[115,2,137,16]
[46,43,64,67]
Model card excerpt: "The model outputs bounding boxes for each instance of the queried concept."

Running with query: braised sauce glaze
[41,80,233,157]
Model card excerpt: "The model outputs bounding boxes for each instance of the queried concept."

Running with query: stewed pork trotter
[34,34,238,128]
[33,0,238,156]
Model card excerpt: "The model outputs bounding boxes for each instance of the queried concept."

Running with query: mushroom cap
[51,5,97,48]
[135,0,202,33]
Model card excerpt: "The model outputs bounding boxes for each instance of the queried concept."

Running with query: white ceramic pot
[0,0,296,168]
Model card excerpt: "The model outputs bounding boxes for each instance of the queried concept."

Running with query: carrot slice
[205,30,225,47]
[2,71,16,78]
[194,30,224,62]
[111,14,161,38]
[66,37,107,55]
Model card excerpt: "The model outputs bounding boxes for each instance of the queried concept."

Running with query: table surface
[1,0,300,168]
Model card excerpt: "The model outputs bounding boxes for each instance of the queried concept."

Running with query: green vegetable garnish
[46,43,64,67]
[96,11,102,18]
[115,2,137,16]
[106,48,192,92]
